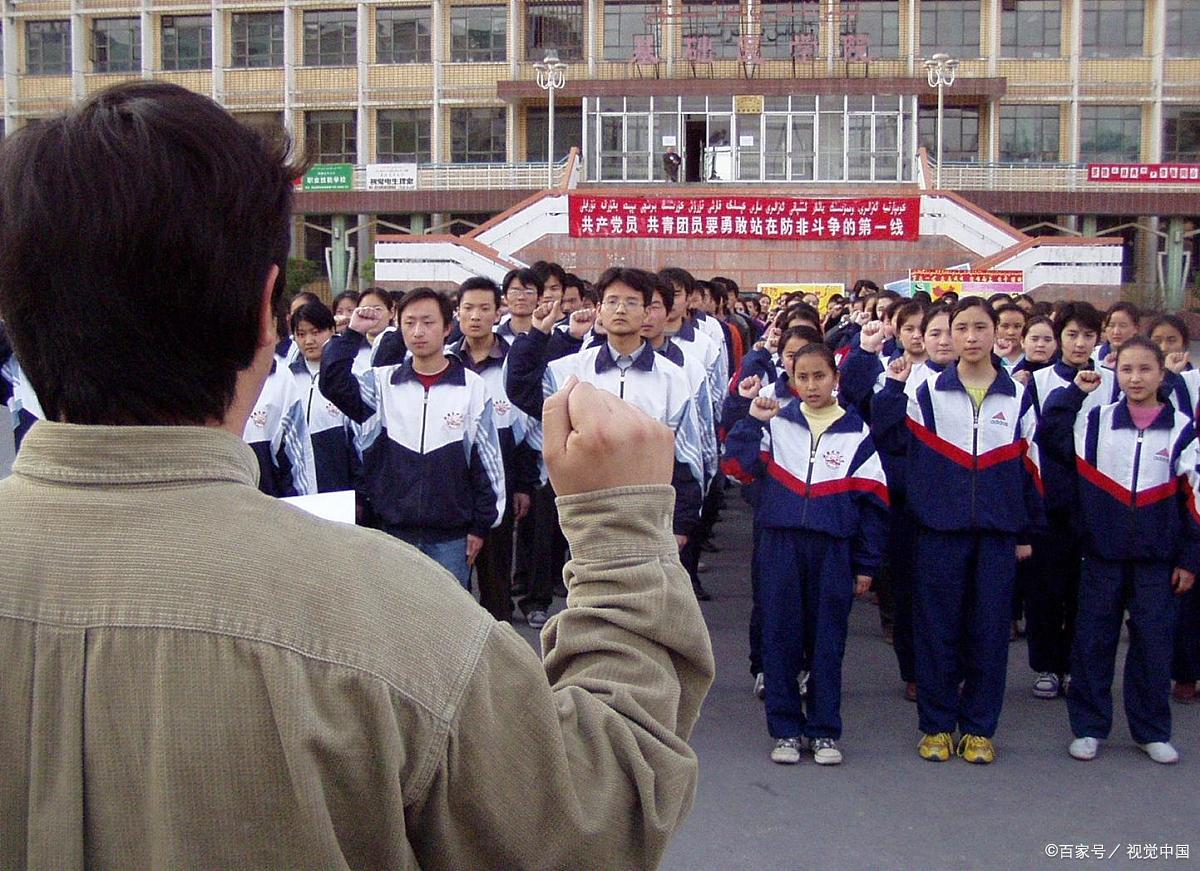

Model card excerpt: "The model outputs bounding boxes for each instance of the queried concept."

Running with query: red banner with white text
[1087,163,1200,183]
[568,194,920,242]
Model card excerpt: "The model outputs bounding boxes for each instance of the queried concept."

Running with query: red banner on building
[1087,163,1200,183]
[568,194,920,242]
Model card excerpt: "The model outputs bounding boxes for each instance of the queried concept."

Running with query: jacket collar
[777,396,859,433]
[672,319,697,342]
[1112,397,1175,431]
[448,332,509,372]
[391,354,467,386]
[934,362,1017,398]
[656,339,685,367]
[594,340,656,374]
[288,355,311,376]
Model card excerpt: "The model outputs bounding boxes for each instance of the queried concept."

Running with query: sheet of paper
[281,490,356,524]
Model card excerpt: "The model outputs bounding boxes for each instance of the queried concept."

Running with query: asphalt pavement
[513,491,1199,871]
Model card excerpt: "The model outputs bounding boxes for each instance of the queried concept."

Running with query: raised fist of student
[568,307,596,339]
[542,376,674,495]
[749,396,780,421]
[349,306,384,335]
[1075,369,1103,393]
[855,575,872,596]
[533,301,562,334]
[512,491,532,521]
[995,337,1015,356]
[764,327,782,353]
[1166,351,1190,374]
[1103,352,1117,369]
[738,374,763,398]
[1012,369,1031,386]
[851,310,871,326]
[1172,566,1195,594]
[887,356,912,383]
[859,320,886,354]
[334,314,351,328]
[1016,544,1032,562]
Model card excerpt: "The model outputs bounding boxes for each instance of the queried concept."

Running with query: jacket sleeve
[1037,382,1088,468]
[838,347,884,421]
[848,433,890,578]
[405,485,714,870]
[371,329,408,367]
[505,330,553,420]
[277,386,318,497]
[869,377,911,456]
[468,395,507,538]
[1173,430,1200,574]
[546,328,585,362]
[720,416,768,483]
[0,325,12,408]
[1017,390,1047,539]
[319,330,379,425]
[669,398,705,538]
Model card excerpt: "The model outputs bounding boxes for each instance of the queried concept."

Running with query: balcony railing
[299,152,577,193]
[935,160,1200,193]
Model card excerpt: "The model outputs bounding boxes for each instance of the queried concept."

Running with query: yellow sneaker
[956,734,996,764]
[918,732,954,762]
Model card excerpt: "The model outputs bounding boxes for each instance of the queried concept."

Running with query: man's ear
[259,264,282,349]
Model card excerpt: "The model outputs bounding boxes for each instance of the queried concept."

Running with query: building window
[919,1,980,58]
[377,109,431,163]
[231,13,284,68]
[1081,0,1143,58]
[526,1,584,61]
[1000,104,1060,162]
[1163,106,1200,163]
[450,6,507,63]
[305,110,357,164]
[844,1,900,59]
[1079,105,1141,162]
[682,0,740,61]
[603,1,660,62]
[451,107,507,163]
[377,8,431,64]
[1166,0,1200,59]
[526,106,583,161]
[92,18,140,73]
[161,15,211,71]
[26,20,71,75]
[1001,0,1061,59]
[303,10,357,67]
[760,0,817,60]
[919,106,980,163]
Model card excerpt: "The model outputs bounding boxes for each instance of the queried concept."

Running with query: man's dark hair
[502,267,544,297]
[650,273,676,312]
[995,302,1027,321]
[0,82,301,425]
[290,300,336,334]
[595,267,656,307]
[711,275,739,295]
[698,280,722,304]
[1053,301,1104,342]
[458,276,502,309]
[396,287,454,327]
[658,266,696,297]
[534,261,568,288]
[563,273,585,293]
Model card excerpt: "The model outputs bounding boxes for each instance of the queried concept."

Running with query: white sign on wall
[365,163,419,191]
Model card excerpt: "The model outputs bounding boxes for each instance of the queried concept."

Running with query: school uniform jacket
[1,350,43,452]
[867,360,947,501]
[243,361,317,499]
[1040,385,1200,571]
[721,401,889,577]
[320,330,506,540]
[877,363,1044,536]
[289,357,359,493]
[658,339,718,490]
[691,312,730,397]
[672,318,726,417]
[543,340,705,537]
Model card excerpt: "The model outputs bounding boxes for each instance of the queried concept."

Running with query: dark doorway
[685,116,706,183]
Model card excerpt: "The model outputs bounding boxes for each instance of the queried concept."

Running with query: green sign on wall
[301,163,354,191]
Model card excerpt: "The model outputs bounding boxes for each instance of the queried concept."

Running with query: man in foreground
[0,82,713,868]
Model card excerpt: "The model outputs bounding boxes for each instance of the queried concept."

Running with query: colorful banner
[568,195,920,241]
[757,283,845,317]
[1087,163,1200,184]
[908,269,1024,299]
[297,163,354,192]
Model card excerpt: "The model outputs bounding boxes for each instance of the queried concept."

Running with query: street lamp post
[924,52,959,190]
[534,50,568,189]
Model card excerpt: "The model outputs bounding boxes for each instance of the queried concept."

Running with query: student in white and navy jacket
[289,300,358,493]
[723,342,888,765]
[0,334,42,452]
[1039,336,1200,764]
[242,356,317,499]
[447,276,539,623]
[873,298,1044,764]
[320,288,505,590]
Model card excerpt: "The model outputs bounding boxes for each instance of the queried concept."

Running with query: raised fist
[859,320,886,354]
[887,356,913,383]
[1075,369,1103,393]
[738,374,763,399]
[749,395,780,422]
[349,305,385,335]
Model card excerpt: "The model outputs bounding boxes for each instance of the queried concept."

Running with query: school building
[4,0,1197,302]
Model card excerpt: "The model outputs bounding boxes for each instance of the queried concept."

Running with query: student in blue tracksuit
[1040,336,1200,764]
[723,342,888,766]
[242,354,317,499]
[874,297,1044,765]
[320,287,506,589]
[1,341,43,452]
[288,301,358,493]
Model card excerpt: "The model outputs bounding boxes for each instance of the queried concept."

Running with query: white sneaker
[771,737,803,765]
[753,672,765,700]
[1068,737,1100,761]
[798,670,810,698]
[1032,672,1060,699]
[811,737,843,765]
[1138,741,1179,764]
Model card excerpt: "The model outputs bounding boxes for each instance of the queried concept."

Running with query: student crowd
[4,261,1198,772]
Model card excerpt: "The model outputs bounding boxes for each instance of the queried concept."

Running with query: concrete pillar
[211,6,225,103]
[283,0,296,135]
[3,2,20,132]
[1148,0,1164,162]
[70,2,85,101]
[410,214,427,235]
[1081,215,1098,237]
[330,214,350,295]
[357,2,369,164]
[141,0,153,79]
[1067,0,1081,162]
[1165,216,1187,311]
[587,0,598,76]
[431,0,445,162]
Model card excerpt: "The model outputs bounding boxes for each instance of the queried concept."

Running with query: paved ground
[513,493,1199,871]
